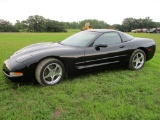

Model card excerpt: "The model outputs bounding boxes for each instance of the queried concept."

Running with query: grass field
[0,31,160,120]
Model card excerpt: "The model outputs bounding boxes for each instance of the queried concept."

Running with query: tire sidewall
[39,59,65,86]
[129,49,146,70]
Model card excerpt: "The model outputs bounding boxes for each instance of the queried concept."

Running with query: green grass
[0,31,160,120]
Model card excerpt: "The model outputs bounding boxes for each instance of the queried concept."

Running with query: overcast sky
[0,0,160,25]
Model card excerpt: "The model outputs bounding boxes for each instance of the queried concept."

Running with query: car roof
[86,29,118,33]
[86,29,134,42]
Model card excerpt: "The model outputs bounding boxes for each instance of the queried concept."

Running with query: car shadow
[64,65,128,82]
[5,65,128,88]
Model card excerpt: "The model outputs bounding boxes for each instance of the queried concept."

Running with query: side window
[93,32,122,46]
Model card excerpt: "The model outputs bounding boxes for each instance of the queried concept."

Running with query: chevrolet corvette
[3,29,156,86]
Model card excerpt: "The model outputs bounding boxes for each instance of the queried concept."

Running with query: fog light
[10,72,23,77]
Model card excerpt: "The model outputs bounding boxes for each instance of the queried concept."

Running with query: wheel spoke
[133,54,138,62]
[53,65,58,72]
[55,71,62,76]
[50,76,55,81]
[139,56,144,61]
[53,70,62,79]
[133,59,136,62]
[136,54,139,59]
[52,75,57,81]
[135,61,139,68]
[43,63,63,84]
[47,66,52,72]
[139,62,142,66]
[44,73,50,79]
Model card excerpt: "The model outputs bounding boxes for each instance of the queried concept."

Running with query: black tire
[128,49,146,70]
[35,58,65,86]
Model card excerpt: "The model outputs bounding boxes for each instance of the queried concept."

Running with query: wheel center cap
[135,58,140,62]
[50,71,55,76]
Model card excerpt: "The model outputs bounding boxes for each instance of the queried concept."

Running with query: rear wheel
[128,49,146,70]
[35,58,65,86]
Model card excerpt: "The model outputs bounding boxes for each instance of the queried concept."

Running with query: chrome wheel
[35,58,65,86]
[132,52,144,69]
[43,63,62,84]
[129,49,146,70]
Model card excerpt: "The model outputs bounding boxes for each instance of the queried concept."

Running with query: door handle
[119,45,125,48]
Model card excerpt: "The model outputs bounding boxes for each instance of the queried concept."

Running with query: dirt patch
[51,109,62,120]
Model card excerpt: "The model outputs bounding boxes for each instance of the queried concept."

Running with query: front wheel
[35,58,65,86]
[128,49,146,70]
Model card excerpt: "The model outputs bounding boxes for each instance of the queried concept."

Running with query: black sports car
[3,29,156,86]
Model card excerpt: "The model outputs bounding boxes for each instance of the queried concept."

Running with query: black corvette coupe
[3,29,156,86]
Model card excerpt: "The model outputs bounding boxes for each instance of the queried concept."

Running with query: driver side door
[84,32,129,70]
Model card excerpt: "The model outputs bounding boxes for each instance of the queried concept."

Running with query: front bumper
[3,57,36,82]
[3,59,25,81]
[3,70,23,77]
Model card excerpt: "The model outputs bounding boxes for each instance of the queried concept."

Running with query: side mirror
[95,44,107,50]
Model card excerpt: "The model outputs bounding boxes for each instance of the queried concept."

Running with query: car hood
[10,42,67,62]
[16,42,62,54]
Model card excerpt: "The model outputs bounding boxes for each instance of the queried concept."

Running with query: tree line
[0,15,160,32]
[0,15,67,32]
[113,17,160,32]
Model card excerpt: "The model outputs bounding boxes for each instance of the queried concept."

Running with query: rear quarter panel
[127,38,156,61]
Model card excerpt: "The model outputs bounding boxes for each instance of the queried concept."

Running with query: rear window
[119,32,134,42]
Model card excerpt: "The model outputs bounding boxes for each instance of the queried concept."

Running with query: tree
[14,20,26,32]
[1,15,160,32]
[0,19,18,32]
[23,15,67,32]
[121,18,137,32]
[155,22,160,27]
[121,17,158,32]
[112,24,122,30]
[45,19,67,32]
[24,15,46,32]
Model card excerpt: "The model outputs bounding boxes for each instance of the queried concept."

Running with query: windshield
[61,31,100,47]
